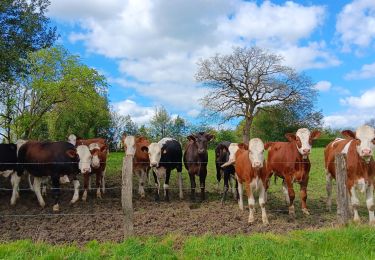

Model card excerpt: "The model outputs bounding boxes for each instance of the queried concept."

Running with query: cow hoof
[288,206,295,216]
[262,218,269,225]
[248,217,255,224]
[353,217,361,223]
[97,192,102,199]
[52,204,59,212]
[10,199,16,206]
[302,208,310,215]
[40,201,46,208]
[71,197,79,204]
[369,220,375,226]
[140,193,145,199]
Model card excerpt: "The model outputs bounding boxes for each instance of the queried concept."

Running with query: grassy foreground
[1,226,375,259]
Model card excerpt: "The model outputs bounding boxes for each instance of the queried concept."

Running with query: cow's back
[160,139,182,165]
[267,142,297,172]
[18,141,78,176]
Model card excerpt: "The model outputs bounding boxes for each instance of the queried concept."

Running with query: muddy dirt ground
[0,174,338,245]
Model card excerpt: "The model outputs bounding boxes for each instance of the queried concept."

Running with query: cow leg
[300,182,310,215]
[102,168,106,194]
[82,174,89,202]
[285,177,295,216]
[164,169,171,202]
[366,184,375,225]
[282,180,290,205]
[41,177,48,197]
[234,177,239,201]
[350,186,360,223]
[189,173,196,201]
[137,169,146,198]
[230,175,237,198]
[96,171,102,199]
[33,177,45,208]
[237,176,244,210]
[259,182,269,225]
[88,176,92,190]
[10,172,21,206]
[51,177,60,212]
[178,171,183,199]
[71,177,80,204]
[245,181,255,223]
[221,170,230,204]
[326,172,333,211]
[199,168,207,201]
[153,170,160,201]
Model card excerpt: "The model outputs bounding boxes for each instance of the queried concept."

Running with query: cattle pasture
[0,147,372,244]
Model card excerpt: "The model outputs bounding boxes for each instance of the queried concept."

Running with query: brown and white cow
[122,134,150,198]
[325,125,375,224]
[265,128,321,216]
[223,139,268,224]
[68,135,108,199]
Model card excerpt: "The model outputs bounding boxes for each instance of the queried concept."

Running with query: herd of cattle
[0,125,374,225]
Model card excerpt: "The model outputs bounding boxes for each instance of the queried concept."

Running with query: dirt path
[0,176,337,245]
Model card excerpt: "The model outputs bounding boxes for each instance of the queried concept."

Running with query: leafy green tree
[149,106,173,140]
[2,46,110,141]
[0,0,57,82]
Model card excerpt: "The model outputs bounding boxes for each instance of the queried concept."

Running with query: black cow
[183,132,214,201]
[215,141,238,203]
[0,144,21,205]
[18,141,92,211]
[143,138,183,201]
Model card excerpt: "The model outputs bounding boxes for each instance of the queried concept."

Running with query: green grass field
[1,147,375,258]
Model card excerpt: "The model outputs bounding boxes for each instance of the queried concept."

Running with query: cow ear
[310,130,321,140]
[341,130,356,139]
[285,133,296,142]
[66,149,77,159]
[100,145,108,152]
[206,134,215,141]
[187,135,196,142]
[238,143,248,150]
[162,149,167,154]
[264,142,273,150]
[141,146,149,153]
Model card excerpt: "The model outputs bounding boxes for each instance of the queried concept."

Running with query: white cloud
[113,99,154,125]
[314,80,332,91]
[333,86,351,96]
[336,0,375,51]
[48,0,339,118]
[345,62,375,79]
[340,88,375,109]
[323,113,374,129]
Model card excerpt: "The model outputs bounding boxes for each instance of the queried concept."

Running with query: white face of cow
[123,136,136,155]
[148,143,162,167]
[89,143,101,168]
[249,138,264,169]
[295,128,312,157]
[76,145,92,174]
[227,143,240,164]
[355,125,375,160]
[68,134,77,146]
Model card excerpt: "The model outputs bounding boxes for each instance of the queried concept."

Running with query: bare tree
[366,118,375,128]
[196,46,317,143]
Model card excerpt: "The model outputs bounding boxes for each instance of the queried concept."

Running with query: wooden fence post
[335,153,350,225]
[122,154,134,238]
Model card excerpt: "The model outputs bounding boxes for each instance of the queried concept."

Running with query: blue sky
[47,0,375,129]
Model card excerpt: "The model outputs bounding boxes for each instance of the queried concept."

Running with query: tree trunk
[242,116,253,143]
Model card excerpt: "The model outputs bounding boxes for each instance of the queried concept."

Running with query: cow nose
[362,149,372,156]
[254,162,261,168]
[150,162,157,167]
[198,149,205,154]
[303,149,310,154]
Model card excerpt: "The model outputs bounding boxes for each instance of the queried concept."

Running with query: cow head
[122,134,136,156]
[75,145,92,174]
[216,144,230,165]
[89,143,107,169]
[342,125,375,162]
[221,143,249,167]
[285,128,321,159]
[142,142,165,168]
[249,138,265,169]
[187,132,214,155]
[68,134,77,146]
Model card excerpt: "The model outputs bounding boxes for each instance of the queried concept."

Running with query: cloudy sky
[47,0,375,129]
